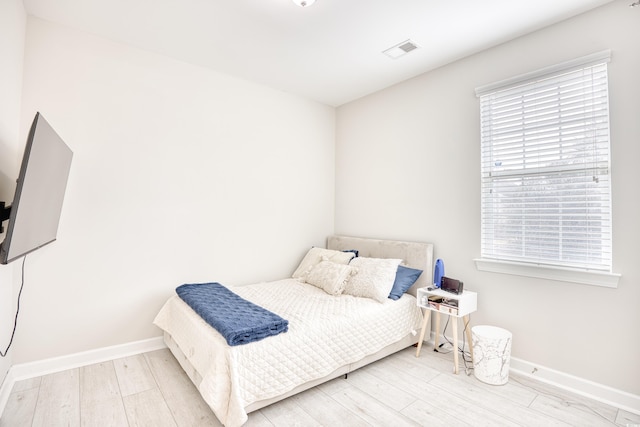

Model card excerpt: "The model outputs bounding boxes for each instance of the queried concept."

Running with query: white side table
[415,287,478,374]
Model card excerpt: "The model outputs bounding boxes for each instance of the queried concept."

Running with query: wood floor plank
[315,375,350,395]
[144,349,222,427]
[530,394,619,426]
[345,368,417,411]
[113,354,157,397]
[290,386,370,427]
[259,396,322,427]
[412,348,538,408]
[372,351,442,382]
[330,384,421,427]
[400,399,471,427]
[80,361,128,427]
[81,399,129,427]
[511,373,619,422]
[80,361,123,403]
[616,409,640,426]
[0,388,39,427]
[244,409,275,427]
[407,344,469,372]
[410,344,537,406]
[122,388,177,427]
[360,355,439,398]
[430,373,571,426]
[392,347,453,382]
[32,369,80,427]
[460,372,538,407]
[394,376,520,427]
[10,376,42,393]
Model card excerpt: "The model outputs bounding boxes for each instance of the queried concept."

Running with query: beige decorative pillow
[344,257,402,303]
[292,247,356,279]
[304,260,356,295]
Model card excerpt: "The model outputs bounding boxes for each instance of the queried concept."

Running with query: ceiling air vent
[383,39,419,59]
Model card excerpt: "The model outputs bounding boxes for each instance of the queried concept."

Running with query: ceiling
[22,0,615,107]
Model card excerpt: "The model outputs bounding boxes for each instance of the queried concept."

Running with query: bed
[153,235,433,426]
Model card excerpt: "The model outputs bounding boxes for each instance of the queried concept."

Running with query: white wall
[11,17,335,363]
[0,0,26,385]
[336,0,639,396]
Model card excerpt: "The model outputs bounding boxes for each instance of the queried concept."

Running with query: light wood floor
[1,345,638,427]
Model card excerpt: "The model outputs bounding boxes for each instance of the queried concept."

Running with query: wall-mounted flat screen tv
[0,112,73,264]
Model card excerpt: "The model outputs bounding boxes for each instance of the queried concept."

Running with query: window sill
[473,258,621,288]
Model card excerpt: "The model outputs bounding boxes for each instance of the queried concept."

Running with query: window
[476,51,616,284]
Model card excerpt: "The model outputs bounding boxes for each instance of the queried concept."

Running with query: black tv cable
[1,255,26,358]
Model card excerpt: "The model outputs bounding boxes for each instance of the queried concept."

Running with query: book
[441,298,458,308]
[424,295,458,315]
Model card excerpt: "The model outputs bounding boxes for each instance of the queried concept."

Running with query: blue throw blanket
[176,282,288,346]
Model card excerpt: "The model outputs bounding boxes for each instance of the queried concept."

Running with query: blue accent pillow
[343,249,359,257]
[388,265,423,300]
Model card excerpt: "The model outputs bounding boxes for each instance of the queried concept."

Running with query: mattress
[153,278,423,427]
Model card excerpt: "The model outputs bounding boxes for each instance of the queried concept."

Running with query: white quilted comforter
[153,279,423,427]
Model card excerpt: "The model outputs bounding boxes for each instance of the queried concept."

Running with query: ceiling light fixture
[292,0,316,7]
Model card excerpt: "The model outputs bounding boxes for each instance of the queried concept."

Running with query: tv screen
[0,112,73,264]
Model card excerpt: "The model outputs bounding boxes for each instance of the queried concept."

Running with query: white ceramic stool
[472,325,512,385]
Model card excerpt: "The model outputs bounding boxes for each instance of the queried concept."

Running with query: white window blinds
[477,52,612,272]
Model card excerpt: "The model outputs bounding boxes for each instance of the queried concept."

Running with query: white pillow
[292,247,356,279]
[344,257,402,303]
[304,260,356,296]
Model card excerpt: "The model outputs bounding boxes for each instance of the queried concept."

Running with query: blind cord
[0,255,27,358]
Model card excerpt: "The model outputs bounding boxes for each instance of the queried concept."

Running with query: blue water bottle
[433,259,444,288]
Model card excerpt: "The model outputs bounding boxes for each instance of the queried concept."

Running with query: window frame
[474,51,620,288]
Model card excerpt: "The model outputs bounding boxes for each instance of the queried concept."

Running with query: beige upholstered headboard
[327,235,434,297]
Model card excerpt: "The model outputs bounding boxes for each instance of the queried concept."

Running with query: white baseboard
[509,357,640,416]
[0,336,166,417]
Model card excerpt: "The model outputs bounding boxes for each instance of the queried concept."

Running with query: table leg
[452,316,459,374]
[415,309,431,357]
[463,315,474,363]
[434,311,441,349]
